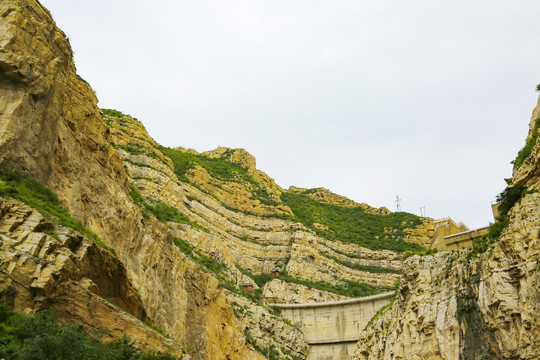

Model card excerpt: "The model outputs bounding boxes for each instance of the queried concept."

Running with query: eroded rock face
[227,290,309,359]
[106,113,406,291]
[354,99,540,360]
[0,2,264,359]
[262,279,350,304]
[0,197,185,357]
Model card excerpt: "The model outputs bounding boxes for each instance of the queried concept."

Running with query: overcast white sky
[41,0,540,228]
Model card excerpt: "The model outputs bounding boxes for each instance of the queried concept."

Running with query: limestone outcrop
[263,279,350,304]
[0,197,186,357]
[354,99,540,360]
[0,2,265,359]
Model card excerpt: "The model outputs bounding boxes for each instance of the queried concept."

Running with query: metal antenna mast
[395,195,402,212]
[420,206,426,217]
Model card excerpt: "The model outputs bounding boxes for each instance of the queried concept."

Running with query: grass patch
[364,292,396,330]
[129,186,209,232]
[219,201,293,220]
[280,277,393,298]
[0,303,183,359]
[123,158,156,170]
[113,144,171,169]
[496,185,529,218]
[159,146,255,184]
[0,170,114,254]
[172,238,221,273]
[102,108,126,118]
[281,191,424,252]
[244,331,282,360]
[159,146,285,209]
[173,238,265,303]
[402,248,437,261]
[320,252,401,274]
[467,185,531,260]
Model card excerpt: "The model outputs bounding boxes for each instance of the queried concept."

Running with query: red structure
[240,283,254,291]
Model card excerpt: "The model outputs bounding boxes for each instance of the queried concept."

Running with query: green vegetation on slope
[468,184,531,260]
[102,108,126,118]
[402,248,437,260]
[159,146,256,184]
[0,304,183,359]
[173,237,228,276]
[159,146,281,206]
[173,238,263,303]
[236,265,394,298]
[512,118,540,169]
[129,186,209,232]
[319,252,401,274]
[113,144,171,168]
[281,191,424,252]
[244,332,285,360]
[0,170,114,253]
[363,292,397,330]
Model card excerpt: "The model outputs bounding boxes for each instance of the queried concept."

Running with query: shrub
[101,108,126,117]
[468,185,529,260]
[402,248,437,261]
[363,292,396,330]
[159,146,255,184]
[512,118,540,169]
[159,146,280,207]
[320,252,401,274]
[496,184,528,218]
[129,186,209,232]
[0,304,183,359]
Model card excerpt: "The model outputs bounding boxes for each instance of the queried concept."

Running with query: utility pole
[395,195,401,212]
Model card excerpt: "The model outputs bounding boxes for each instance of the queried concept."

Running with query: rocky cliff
[0,0,444,359]
[354,98,540,359]
[0,1,264,359]
[0,196,185,356]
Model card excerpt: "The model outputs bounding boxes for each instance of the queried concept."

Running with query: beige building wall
[431,218,469,250]
[444,226,490,250]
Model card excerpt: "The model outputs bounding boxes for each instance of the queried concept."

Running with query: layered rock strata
[0,2,265,358]
[0,197,186,357]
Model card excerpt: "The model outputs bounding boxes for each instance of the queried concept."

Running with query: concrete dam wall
[273,292,395,360]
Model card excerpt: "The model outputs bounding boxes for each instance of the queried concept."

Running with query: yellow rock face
[355,98,540,360]
[0,197,185,357]
[0,2,265,359]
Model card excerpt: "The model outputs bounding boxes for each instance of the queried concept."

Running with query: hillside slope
[105,110,429,298]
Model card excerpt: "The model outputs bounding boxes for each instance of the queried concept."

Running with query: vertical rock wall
[353,98,540,359]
